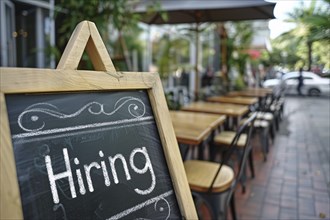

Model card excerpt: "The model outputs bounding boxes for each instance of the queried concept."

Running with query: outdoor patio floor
[234,95,330,220]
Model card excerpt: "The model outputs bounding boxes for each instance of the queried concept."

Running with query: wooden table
[226,90,268,98]
[181,102,249,129]
[245,87,273,94]
[226,90,270,109]
[207,96,258,106]
[170,111,226,159]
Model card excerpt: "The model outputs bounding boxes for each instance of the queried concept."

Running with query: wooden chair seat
[270,104,281,111]
[249,112,274,121]
[240,118,269,128]
[257,112,274,121]
[183,113,256,220]
[240,117,269,161]
[254,119,269,128]
[214,131,247,148]
[184,160,234,193]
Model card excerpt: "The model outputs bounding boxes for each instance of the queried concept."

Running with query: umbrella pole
[194,23,199,101]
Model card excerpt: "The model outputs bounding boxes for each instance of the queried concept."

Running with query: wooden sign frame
[0,21,197,219]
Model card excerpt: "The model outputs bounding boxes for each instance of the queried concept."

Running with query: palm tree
[55,0,145,70]
[223,21,253,89]
[277,0,330,70]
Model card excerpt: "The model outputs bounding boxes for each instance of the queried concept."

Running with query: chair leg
[275,113,280,131]
[230,195,237,220]
[236,151,247,194]
[261,128,269,162]
[280,102,284,120]
[209,143,217,162]
[265,128,270,153]
[209,195,221,220]
[248,150,255,178]
[181,144,190,160]
[270,120,276,140]
[193,194,216,220]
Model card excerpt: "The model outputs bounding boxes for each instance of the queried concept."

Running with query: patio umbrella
[134,0,276,99]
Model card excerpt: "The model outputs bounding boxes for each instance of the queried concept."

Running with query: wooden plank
[170,111,226,130]
[227,91,268,98]
[0,93,23,219]
[86,22,117,73]
[0,20,197,219]
[207,96,258,105]
[181,102,249,117]
[57,21,117,74]
[171,122,212,145]
[0,68,156,93]
[244,87,273,94]
[147,78,198,219]
[184,160,234,193]
[56,21,90,70]
[170,111,226,145]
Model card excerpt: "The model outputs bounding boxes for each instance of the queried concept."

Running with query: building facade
[0,0,55,68]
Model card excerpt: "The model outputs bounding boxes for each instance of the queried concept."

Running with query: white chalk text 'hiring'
[45,147,156,204]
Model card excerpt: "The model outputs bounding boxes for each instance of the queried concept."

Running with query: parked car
[263,71,330,96]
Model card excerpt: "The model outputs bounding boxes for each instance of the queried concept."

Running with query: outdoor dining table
[244,87,273,95]
[170,110,226,160]
[180,102,249,129]
[226,90,270,109]
[207,96,258,106]
[226,90,268,98]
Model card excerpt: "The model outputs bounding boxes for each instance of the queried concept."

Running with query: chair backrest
[234,112,256,183]
[208,112,257,192]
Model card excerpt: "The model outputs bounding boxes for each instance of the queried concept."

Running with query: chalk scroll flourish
[18,96,146,132]
[108,190,173,220]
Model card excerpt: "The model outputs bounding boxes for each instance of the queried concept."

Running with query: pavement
[235,95,330,220]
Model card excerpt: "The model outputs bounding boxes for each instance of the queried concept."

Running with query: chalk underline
[12,116,154,139]
[12,121,155,144]
[107,190,173,220]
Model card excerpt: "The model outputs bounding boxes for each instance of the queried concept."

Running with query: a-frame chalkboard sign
[0,21,197,220]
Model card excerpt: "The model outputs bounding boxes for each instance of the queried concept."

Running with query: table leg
[236,116,242,129]
[198,142,205,160]
[226,116,233,130]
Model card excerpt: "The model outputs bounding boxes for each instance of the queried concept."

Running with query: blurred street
[1,1,329,219]
[236,95,330,219]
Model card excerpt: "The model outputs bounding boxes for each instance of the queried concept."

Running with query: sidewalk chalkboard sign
[0,21,197,220]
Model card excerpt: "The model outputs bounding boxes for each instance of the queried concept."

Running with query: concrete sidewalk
[235,95,330,220]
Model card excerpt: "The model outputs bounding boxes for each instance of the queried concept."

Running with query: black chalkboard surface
[5,90,181,220]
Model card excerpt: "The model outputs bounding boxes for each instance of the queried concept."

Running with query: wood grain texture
[0,68,156,93]
[56,21,90,70]
[57,21,117,73]
[171,122,211,145]
[245,87,273,94]
[148,76,198,219]
[226,90,268,98]
[207,96,258,105]
[0,20,198,219]
[0,93,23,219]
[214,131,247,148]
[170,111,226,145]
[0,68,198,219]
[181,102,249,117]
[184,160,234,193]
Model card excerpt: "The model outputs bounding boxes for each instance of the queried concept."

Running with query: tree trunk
[217,23,229,91]
[307,41,313,71]
[118,31,132,71]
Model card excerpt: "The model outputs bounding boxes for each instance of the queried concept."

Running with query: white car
[263,71,330,96]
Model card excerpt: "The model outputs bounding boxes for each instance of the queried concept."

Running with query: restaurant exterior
[0,0,55,68]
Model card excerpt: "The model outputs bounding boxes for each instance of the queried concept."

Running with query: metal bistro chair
[243,88,284,161]
[213,112,257,194]
[184,113,256,220]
